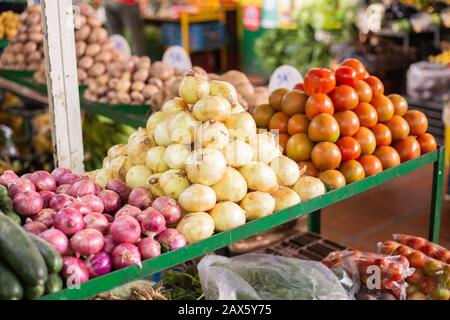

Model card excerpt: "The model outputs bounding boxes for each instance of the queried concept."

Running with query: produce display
[0,11,19,40]
[252,59,437,188]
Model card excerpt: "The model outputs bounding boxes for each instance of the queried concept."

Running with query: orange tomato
[403,110,428,136]
[334,110,360,137]
[285,133,314,161]
[364,75,384,95]
[354,102,378,128]
[408,251,427,269]
[341,58,368,80]
[298,160,319,177]
[280,90,308,116]
[371,94,394,122]
[252,104,276,128]
[373,146,401,169]
[308,113,340,143]
[388,94,408,116]
[417,133,437,154]
[385,115,410,141]
[277,133,290,153]
[287,114,310,135]
[358,155,383,176]
[329,85,359,111]
[311,142,342,170]
[353,127,376,155]
[393,136,421,162]
[303,68,336,95]
[339,160,365,183]
[305,93,334,120]
[318,170,346,189]
[268,112,289,134]
[372,123,392,147]
[354,80,373,103]
[336,136,361,161]
[269,88,289,110]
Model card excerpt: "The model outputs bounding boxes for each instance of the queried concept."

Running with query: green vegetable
[24,283,45,299]
[0,195,13,211]
[45,273,63,294]
[162,269,203,300]
[29,233,63,273]
[0,185,7,200]
[0,258,23,300]
[0,211,48,285]
[4,210,21,225]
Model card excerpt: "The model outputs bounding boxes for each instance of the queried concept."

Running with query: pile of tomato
[252,59,437,188]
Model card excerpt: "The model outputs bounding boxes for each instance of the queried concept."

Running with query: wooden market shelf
[40,147,445,300]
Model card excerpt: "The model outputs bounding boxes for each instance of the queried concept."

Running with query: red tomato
[407,269,424,285]
[311,142,342,170]
[336,136,361,161]
[417,133,437,154]
[358,155,383,176]
[329,85,359,111]
[393,245,413,257]
[406,237,427,249]
[335,66,357,86]
[341,58,368,80]
[373,146,401,169]
[393,136,421,162]
[339,160,365,183]
[353,127,376,155]
[420,244,439,257]
[287,114,310,135]
[298,160,319,177]
[364,76,384,95]
[294,82,304,91]
[403,110,428,136]
[303,68,336,95]
[372,123,392,147]
[385,115,410,141]
[371,94,395,122]
[408,251,427,269]
[354,80,373,103]
[354,102,378,128]
[305,93,334,120]
[419,276,437,295]
[389,94,408,116]
[268,111,290,134]
[334,110,360,136]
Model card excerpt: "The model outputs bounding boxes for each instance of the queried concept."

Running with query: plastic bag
[322,249,412,300]
[197,254,352,300]
[393,234,450,264]
[406,61,450,102]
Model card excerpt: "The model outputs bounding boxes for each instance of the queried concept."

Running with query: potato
[88,62,106,77]
[130,55,140,65]
[28,32,43,43]
[75,25,91,41]
[121,71,132,81]
[79,56,94,70]
[96,86,108,96]
[255,86,269,95]
[19,12,28,23]
[117,92,131,104]
[88,27,108,44]
[133,68,149,82]
[124,59,135,72]
[110,98,119,104]
[12,42,23,54]
[116,79,131,93]
[96,74,109,86]
[137,56,151,69]
[98,97,109,104]
[108,78,119,89]
[102,40,115,51]
[76,41,87,58]
[24,41,37,54]
[151,61,174,80]
[78,68,88,83]
[26,12,40,26]
[85,43,101,57]
[75,14,87,29]
[26,51,41,63]
[107,91,117,100]
[131,81,145,92]
[106,63,122,78]
[95,51,113,63]
[28,24,41,33]
[18,33,27,42]
[84,90,98,102]
[148,77,163,89]
[88,79,98,92]
[221,70,249,86]
[18,24,27,33]
[165,77,181,96]
[142,84,159,98]
[235,82,255,99]
[87,17,102,29]
[79,2,96,17]
[130,91,145,104]
[28,4,41,13]
[15,53,25,64]
[192,66,207,77]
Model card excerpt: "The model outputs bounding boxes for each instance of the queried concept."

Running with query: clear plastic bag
[393,233,450,264]
[406,61,450,102]
[197,254,352,300]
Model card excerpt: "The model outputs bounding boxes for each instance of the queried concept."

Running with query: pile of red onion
[0,169,186,286]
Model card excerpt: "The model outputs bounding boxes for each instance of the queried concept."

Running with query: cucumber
[24,283,45,299]
[0,211,48,285]
[4,210,21,225]
[29,233,63,273]
[0,185,7,200]
[0,259,23,300]
[45,273,63,294]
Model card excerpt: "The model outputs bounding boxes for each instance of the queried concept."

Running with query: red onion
[157,228,187,250]
[8,178,36,198]
[140,208,166,237]
[152,196,181,224]
[115,204,141,219]
[68,177,96,197]
[0,170,18,186]
[21,173,32,180]
[39,228,70,255]
[33,208,56,228]
[30,171,56,192]
[49,194,73,211]
[106,179,130,202]
[110,215,141,244]
[23,220,47,235]
[39,190,55,208]
[94,183,102,195]
[61,256,89,285]
[103,214,114,223]
[55,184,72,194]
[69,198,92,216]
[98,190,121,213]
[103,234,117,254]
[112,243,141,269]
[138,238,161,259]
[53,207,85,236]
[80,194,104,213]
[84,252,112,278]
[70,228,104,256]
[51,168,71,185]
[13,191,43,216]
[83,213,109,234]
[58,172,80,186]
[128,187,152,210]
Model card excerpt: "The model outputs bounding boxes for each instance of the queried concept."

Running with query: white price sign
[162,46,192,74]
[268,65,303,93]
[110,34,131,58]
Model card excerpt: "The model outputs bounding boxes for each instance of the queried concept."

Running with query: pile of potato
[0,11,20,40]
[0,5,43,70]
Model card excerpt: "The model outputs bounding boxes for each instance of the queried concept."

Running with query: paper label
[162,46,192,73]
[110,34,131,58]
[268,65,303,92]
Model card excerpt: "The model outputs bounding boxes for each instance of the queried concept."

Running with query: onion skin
[105,179,130,202]
[211,167,247,202]
[56,184,72,194]
[97,190,121,213]
[178,71,210,104]
[61,256,89,285]
[115,204,141,219]
[23,220,48,235]
[83,213,109,234]
[53,207,85,237]
[140,207,166,237]
[156,228,187,250]
[192,96,231,122]
[81,194,104,213]
[176,212,215,243]
[239,162,279,193]
[292,176,326,201]
[103,234,117,254]
[32,208,56,228]
[240,191,275,220]
[58,173,80,186]
[49,194,73,211]
[39,190,55,208]
[84,252,112,278]
[112,243,141,269]
[128,187,152,210]
[8,178,36,198]
[39,228,70,255]
[30,171,57,192]
[209,80,238,104]
[270,156,301,187]
[152,196,181,225]
[210,201,246,231]
[225,111,257,141]
[68,177,96,197]
[273,186,301,212]
[110,215,141,244]
[223,140,253,167]
[158,169,190,200]
[185,148,227,186]
[13,190,43,216]
[178,184,217,212]
[70,229,105,256]
[0,170,19,186]
[69,198,92,216]
[51,168,71,185]
[138,238,161,259]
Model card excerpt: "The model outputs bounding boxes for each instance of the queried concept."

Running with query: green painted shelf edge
[40,147,444,300]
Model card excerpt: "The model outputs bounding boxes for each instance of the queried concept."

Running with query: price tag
[268,65,303,93]
[162,46,192,74]
[110,34,131,58]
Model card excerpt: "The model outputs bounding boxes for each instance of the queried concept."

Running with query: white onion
[269,156,301,187]
[125,165,152,189]
[225,112,256,141]
[248,133,281,164]
[210,201,246,232]
[196,120,229,150]
[147,173,165,197]
[231,103,245,114]
[185,148,226,185]
[107,144,127,160]
[292,176,326,201]
[179,71,210,104]
[127,128,154,165]
[223,140,253,167]
[178,184,217,212]
[176,212,215,244]
[163,144,191,169]
[209,80,238,104]
[240,191,275,220]
[211,167,247,202]
[146,111,166,136]
[192,96,231,122]
[145,146,169,173]
[167,111,197,144]
[94,168,111,188]
[118,156,133,181]
[239,162,279,193]
[161,97,188,116]
[153,121,172,146]
[109,155,127,179]
[159,169,190,200]
[273,186,301,211]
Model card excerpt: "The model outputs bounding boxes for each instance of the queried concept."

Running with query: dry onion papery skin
[168,111,198,145]
[176,212,215,244]
[210,201,246,232]
[146,111,166,136]
[269,156,301,187]
[192,96,232,122]
[179,71,210,104]
[223,140,253,168]
[145,146,169,173]
[239,162,279,193]
[231,103,246,114]
[196,120,229,150]
[153,120,172,147]
[126,165,152,189]
[161,97,188,116]
[119,156,134,181]
[211,166,247,202]
[107,144,127,160]
[273,186,301,211]
[209,80,238,105]
[163,144,191,169]
[248,133,281,164]
[178,184,217,212]
[292,176,326,201]
[185,148,227,186]
[225,112,256,142]
[109,155,127,179]
[95,168,112,188]
[127,128,155,165]
[158,169,190,200]
[240,191,275,220]
[147,173,165,197]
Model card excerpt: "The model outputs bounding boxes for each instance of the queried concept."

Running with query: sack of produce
[393,234,450,264]
[406,61,450,102]
[197,253,352,300]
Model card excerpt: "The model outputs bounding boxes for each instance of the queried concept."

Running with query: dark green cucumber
[0,259,23,300]
[24,283,45,299]
[0,211,48,285]
[3,210,21,225]
[29,233,63,273]
[0,185,7,200]
[45,273,63,294]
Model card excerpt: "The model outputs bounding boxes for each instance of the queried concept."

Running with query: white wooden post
[41,0,84,174]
